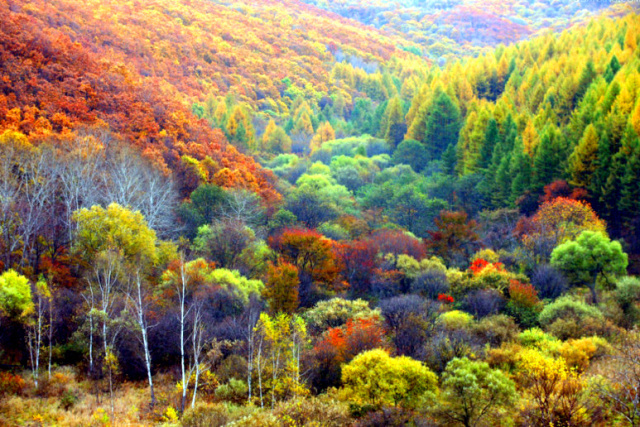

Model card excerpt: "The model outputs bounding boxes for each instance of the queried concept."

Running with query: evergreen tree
[384,96,407,148]
[569,124,599,188]
[589,131,612,207]
[442,143,458,175]
[604,55,621,83]
[533,126,562,191]
[479,118,500,169]
[573,60,597,107]
[424,91,462,160]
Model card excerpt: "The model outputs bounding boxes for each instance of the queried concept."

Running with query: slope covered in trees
[302,0,636,60]
[2,1,640,426]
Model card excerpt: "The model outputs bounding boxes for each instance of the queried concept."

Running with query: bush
[506,280,541,328]
[471,249,500,263]
[473,315,520,347]
[411,270,449,299]
[272,396,351,427]
[531,264,567,299]
[437,310,474,330]
[60,389,79,410]
[558,336,609,372]
[518,328,561,352]
[215,379,248,404]
[615,276,640,311]
[216,354,248,384]
[340,349,438,410]
[423,329,478,373]
[462,289,505,318]
[304,298,379,333]
[354,406,414,426]
[538,296,603,328]
[0,372,25,396]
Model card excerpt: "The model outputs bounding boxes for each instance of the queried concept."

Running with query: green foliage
[424,91,462,160]
[178,184,228,239]
[340,348,438,410]
[392,139,429,172]
[538,296,603,328]
[73,203,158,265]
[437,310,474,330]
[438,357,516,427]
[551,231,628,302]
[303,298,379,332]
[0,269,33,320]
[215,379,249,404]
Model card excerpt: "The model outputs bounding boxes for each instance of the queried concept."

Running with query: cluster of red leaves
[539,180,589,205]
[508,279,539,308]
[437,293,455,304]
[313,316,388,365]
[268,228,345,292]
[426,210,480,261]
[0,372,25,396]
[469,258,505,275]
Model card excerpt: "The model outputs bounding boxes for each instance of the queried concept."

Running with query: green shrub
[615,276,640,309]
[60,389,78,410]
[473,315,520,347]
[538,295,603,327]
[437,310,474,330]
[518,328,561,353]
[215,379,248,404]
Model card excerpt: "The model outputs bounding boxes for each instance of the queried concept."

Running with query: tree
[73,203,158,265]
[384,96,406,148]
[569,124,599,188]
[551,231,628,304]
[424,91,462,160]
[27,277,51,389]
[392,139,429,173]
[0,269,33,321]
[124,269,157,408]
[519,197,607,263]
[517,349,591,426]
[439,357,516,427]
[426,211,480,267]
[262,120,292,154]
[262,261,299,315]
[339,348,438,410]
[253,313,308,407]
[596,330,640,426]
[178,184,228,239]
[268,228,342,307]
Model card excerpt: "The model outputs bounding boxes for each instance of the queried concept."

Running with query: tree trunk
[590,273,599,305]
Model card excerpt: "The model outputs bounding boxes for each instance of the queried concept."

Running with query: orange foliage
[0,1,280,204]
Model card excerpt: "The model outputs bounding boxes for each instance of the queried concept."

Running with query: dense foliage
[1,0,640,425]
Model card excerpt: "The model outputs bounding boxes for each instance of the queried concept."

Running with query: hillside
[301,0,636,60]
[2,2,640,427]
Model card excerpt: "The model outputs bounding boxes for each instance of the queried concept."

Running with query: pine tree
[589,131,612,207]
[492,155,512,208]
[442,143,457,175]
[619,129,640,229]
[384,96,406,148]
[573,60,596,107]
[510,150,533,205]
[479,118,500,169]
[533,126,562,191]
[424,91,461,160]
[604,55,621,83]
[569,124,599,188]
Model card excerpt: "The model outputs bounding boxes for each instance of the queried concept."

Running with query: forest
[1,0,640,425]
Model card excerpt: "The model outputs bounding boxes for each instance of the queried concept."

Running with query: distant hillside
[300,0,636,61]
[0,0,425,203]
